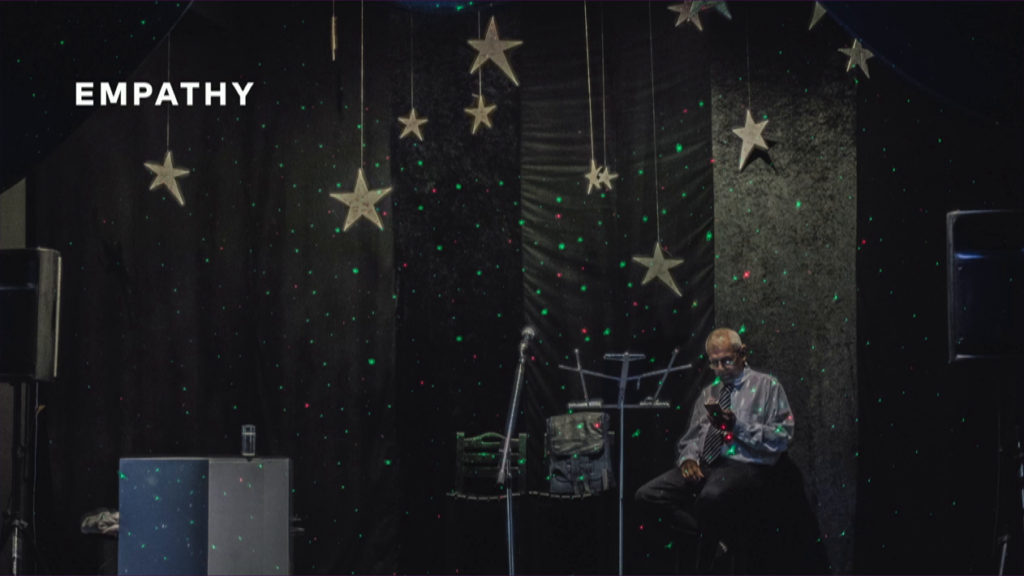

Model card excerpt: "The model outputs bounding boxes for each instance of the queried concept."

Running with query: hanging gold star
[597,166,619,191]
[632,243,684,297]
[584,159,603,194]
[839,39,873,79]
[731,109,769,171]
[144,150,190,207]
[468,16,523,86]
[668,1,702,31]
[465,94,497,135]
[809,2,828,30]
[330,169,392,232]
[398,107,428,141]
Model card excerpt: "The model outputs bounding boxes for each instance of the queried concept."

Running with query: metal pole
[506,486,515,575]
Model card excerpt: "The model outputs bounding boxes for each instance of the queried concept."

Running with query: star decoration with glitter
[398,107,428,141]
[668,1,702,31]
[330,169,392,232]
[597,166,619,191]
[632,243,684,297]
[585,159,603,194]
[465,94,497,135]
[809,2,828,30]
[143,150,190,207]
[839,39,873,79]
[468,16,523,86]
[731,109,769,171]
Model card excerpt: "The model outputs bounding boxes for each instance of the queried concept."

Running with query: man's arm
[676,390,710,467]
[731,379,794,455]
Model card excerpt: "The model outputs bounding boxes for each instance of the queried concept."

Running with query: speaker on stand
[946,211,1024,575]
[1,248,62,575]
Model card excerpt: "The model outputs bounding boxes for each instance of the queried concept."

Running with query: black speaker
[0,248,62,382]
[947,210,1024,362]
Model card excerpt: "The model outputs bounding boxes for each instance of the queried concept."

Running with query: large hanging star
[468,16,523,86]
[584,159,603,195]
[839,39,873,79]
[731,109,769,171]
[398,107,428,141]
[632,243,684,297]
[809,2,828,30]
[144,150,190,206]
[330,169,392,232]
[597,166,619,191]
[465,94,497,135]
[668,1,702,30]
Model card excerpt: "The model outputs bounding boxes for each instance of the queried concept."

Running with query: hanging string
[477,12,483,97]
[331,1,337,61]
[166,34,171,150]
[745,12,752,111]
[647,2,660,243]
[410,13,415,107]
[360,0,365,167]
[583,1,595,161]
[600,3,608,167]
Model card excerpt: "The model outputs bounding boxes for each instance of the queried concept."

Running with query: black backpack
[546,412,615,495]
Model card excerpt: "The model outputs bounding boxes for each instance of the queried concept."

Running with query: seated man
[635,328,794,572]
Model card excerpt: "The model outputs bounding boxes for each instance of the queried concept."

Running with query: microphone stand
[496,328,533,576]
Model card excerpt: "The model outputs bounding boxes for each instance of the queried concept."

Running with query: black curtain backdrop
[520,3,716,574]
[853,2,1024,573]
[28,3,398,574]
[12,2,1024,575]
[390,4,525,575]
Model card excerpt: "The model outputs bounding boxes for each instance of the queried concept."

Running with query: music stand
[559,348,691,576]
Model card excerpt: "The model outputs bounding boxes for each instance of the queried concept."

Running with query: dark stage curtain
[520,3,715,574]
[28,3,397,574]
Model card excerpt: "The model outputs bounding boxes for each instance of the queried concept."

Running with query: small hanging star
[398,107,428,141]
[632,243,684,297]
[809,2,828,30]
[597,166,619,191]
[465,94,497,135]
[143,150,190,206]
[330,169,392,232]
[731,109,769,171]
[468,16,523,86]
[584,159,603,194]
[839,39,873,79]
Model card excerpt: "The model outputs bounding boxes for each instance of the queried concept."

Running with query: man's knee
[634,483,653,505]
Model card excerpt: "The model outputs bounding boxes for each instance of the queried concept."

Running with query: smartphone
[704,401,722,420]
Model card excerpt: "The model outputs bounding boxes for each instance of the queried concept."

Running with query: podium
[118,457,292,575]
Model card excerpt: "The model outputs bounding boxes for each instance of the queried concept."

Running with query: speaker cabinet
[118,457,292,575]
[947,210,1024,362]
[0,248,61,382]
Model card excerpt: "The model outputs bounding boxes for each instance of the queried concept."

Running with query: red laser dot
[304,403,310,408]
[710,158,716,164]
[743,270,750,279]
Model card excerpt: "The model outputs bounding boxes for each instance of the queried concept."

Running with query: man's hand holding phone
[704,401,736,432]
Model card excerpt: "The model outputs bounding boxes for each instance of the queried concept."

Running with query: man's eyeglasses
[709,356,736,368]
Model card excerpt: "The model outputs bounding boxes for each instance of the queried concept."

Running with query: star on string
[809,2,828,30]
[330,169,392,231]
[465,94,497,135]
[398,108,428,141]
[668,1,702,30]
[468,17,523,86]
[597,166,619,191]
[731,109,769,171]
[839,39,873,79]
[143,150,190,206]
[585,159,603,194]
[632,243,684,297]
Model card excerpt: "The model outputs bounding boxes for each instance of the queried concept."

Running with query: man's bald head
[705,328,742,354]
